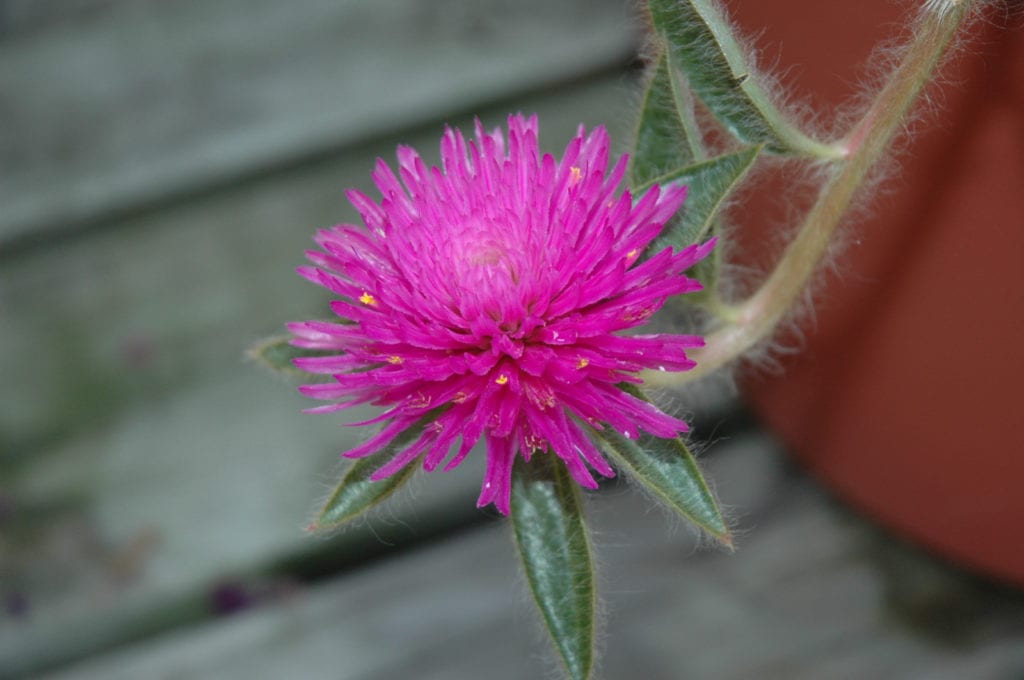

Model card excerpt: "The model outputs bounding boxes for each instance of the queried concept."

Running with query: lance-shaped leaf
[643,145,761,251]
[511,455,596,680]
[311,425,426,531]
[597,428,730,545]
[246,334,334,377]
[646,0,840,158]
[593,386,730,544]
[630,50,696,188]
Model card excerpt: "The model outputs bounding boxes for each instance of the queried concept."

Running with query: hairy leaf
[630,51,696,188]
[246,334,333,377]
[511,456,596,680]
[644,145,761,251]
[594,387,730,544]
[312,429,422,531]
[647,0,839,158]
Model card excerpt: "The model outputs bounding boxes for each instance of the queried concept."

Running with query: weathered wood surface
[0,0,645,674]
[0,74,640,677]
[0,0,637,248]
[37,433,1024,680]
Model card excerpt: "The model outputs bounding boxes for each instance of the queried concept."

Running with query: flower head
[289,114,713,514]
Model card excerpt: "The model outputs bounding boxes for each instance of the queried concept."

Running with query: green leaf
[665,46,711,161]
[311,428,423,531]
[593,387,730,544]
[630,51,696,188]
[646,0,840,158]
[511,455,596,680]
[246,334,333,377]
[597,429,730,544]
[644,145,761,251]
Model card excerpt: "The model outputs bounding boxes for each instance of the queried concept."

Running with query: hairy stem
[644,0,974,388]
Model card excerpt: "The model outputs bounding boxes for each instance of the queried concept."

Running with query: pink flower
[289,114,713,514]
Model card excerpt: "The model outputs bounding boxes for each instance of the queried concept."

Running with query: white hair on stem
[924,0,964,18]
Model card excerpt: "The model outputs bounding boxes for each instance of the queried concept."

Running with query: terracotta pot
[727,1,1024,586]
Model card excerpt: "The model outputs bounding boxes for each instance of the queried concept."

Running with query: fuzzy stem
[644,0,973,388]
[655,0,847,159]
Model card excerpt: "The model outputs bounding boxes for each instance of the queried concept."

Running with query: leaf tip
[246,333,303,376]
[243,337,269,364]
[716,530,736,552]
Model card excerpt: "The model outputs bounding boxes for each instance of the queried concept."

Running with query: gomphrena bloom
[289,114,713,514]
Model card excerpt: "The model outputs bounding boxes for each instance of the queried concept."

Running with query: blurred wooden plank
[0,73,636,470]
[0,0,637,248]
[38,435,1024,680]
[0,75,645,678]
[0,0,114,37]
[0,367,487,679]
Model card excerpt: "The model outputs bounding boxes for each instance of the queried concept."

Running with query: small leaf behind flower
[644,145,761,251]
[646,0,839,158]
[246,334,333,377]
[511,455,596,680]
[630,51,696,188]
[312,428,423,531]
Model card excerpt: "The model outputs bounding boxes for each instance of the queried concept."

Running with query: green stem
[645,0,973,388]
[684,0,845,159]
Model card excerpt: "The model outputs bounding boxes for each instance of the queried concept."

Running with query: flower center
[467,246,503,267]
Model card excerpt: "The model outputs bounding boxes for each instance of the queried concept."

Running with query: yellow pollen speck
[576,358,589,369]
[359,291,377,306]
[622,306,653,322]
[569,166,582,186]
[386,355,403,365]
[495,374,509,385]
[626,249,638,260]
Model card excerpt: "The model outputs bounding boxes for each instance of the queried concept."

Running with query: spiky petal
[290,114,713,514]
